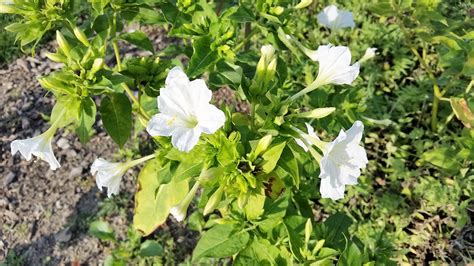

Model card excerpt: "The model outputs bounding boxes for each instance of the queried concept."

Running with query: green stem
[112,39,151,121]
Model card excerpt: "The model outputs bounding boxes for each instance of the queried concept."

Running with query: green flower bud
[203,186,224,216]
[56,31,71,58]
[90,58,104,75]
[73,27,90,47]
[44,52,66,63]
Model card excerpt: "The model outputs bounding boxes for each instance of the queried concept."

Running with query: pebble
[16,58,30,72]
[3,171,15,186]
[55,228,72,243]
[69,166,83,178]
[57,138,71,150]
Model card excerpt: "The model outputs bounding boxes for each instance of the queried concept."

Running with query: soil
[0,28,197,265]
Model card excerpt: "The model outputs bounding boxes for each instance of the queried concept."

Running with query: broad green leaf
[208,61,243,90]
[259,192,289,232]
[139,240,164,257]
[284,216,306,261]
[133,159,189,236]
[260,141,286,173]
[120,31,154,53]
[278,146,300,187]
[244,189,266,220]
[234,238,281,266]
[420,147,460,173]
[315,213,352,250]
[338,243,363,266]
[187,36,218,77]
[76,97,96,143]
[89,220,115,241]
[192,223,250,261]
[228,5,255,22]
[99,93,132,148]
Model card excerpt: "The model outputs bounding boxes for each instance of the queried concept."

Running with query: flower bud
[203,186,224,216]
[359,47,377,63]
[56,31,71,58]
[251,134,273,161]
[73,27,90,47]
[44,52,67,63]
[90,58,104,75]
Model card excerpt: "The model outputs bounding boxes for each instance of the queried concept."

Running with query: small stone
[55,228,72,243]
[16,58,30,72]
[57,138,70,150]
[69,167,83,178]
[3,172,15,186]
[21,118,30,129]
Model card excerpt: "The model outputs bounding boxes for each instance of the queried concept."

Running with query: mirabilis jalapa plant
[4,0,382,264]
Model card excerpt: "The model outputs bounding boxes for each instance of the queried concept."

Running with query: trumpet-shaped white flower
[319,121,368,200]
[147,67,226,152]
[312,45,360,87]
[359,47,377,63]
[11,126,61,170]
[290,45,359,100]
[317,5,355,30]
[91,154,155,198]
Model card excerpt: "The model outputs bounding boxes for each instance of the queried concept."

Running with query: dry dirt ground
[0,28,200,265]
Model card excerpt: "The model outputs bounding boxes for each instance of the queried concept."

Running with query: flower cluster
[9,3,372,210]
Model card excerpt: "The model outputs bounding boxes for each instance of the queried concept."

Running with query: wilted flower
[291,45,360,100]
[91,154,155,197]
[319,121,368,200]
[317,5,355,30]
[359,47,377,63]
[147,66,226,152]
[11,124,61,170]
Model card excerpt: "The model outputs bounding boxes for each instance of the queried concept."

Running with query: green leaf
[139,240,164,257]
[99,93,132,148]
[315,213,352,250]
[234,238,281,266]
[192,223,250,261]
[76,97,96,143]
[283,216,306,261]
[228,5,255,22]
[278,146,300,187]
[50,96,81,127]
[420,146,460,173]
[244,190,266,220]
[89,220,115,241]
[260,141,286,173]
[133,159,189,236]
[208,61,243,90]
[120,31,154,53]
[338,243,363,266]
[187,36,218,78]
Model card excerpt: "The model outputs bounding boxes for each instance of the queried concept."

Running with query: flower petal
[197,104,226,134]
[147,113,186,137]
[171,127,202,152]
[320,176,346,200]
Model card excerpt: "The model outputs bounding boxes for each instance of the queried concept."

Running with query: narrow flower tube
[91,154,156,198]
[11,115,63,170]
[170,181,200,222]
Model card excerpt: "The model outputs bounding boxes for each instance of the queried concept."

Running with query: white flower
[290,45,360,100]
[295,123,320,152]
[312,45,360,87]
[319,121,368,200]
[359,47,377,63]
[91,158,128,198]
[11,127,61,170]
[91,154,155,198]
[317,5,355,30]
[147,67,226,152]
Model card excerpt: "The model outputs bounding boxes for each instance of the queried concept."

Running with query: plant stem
[112,39,151,121]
